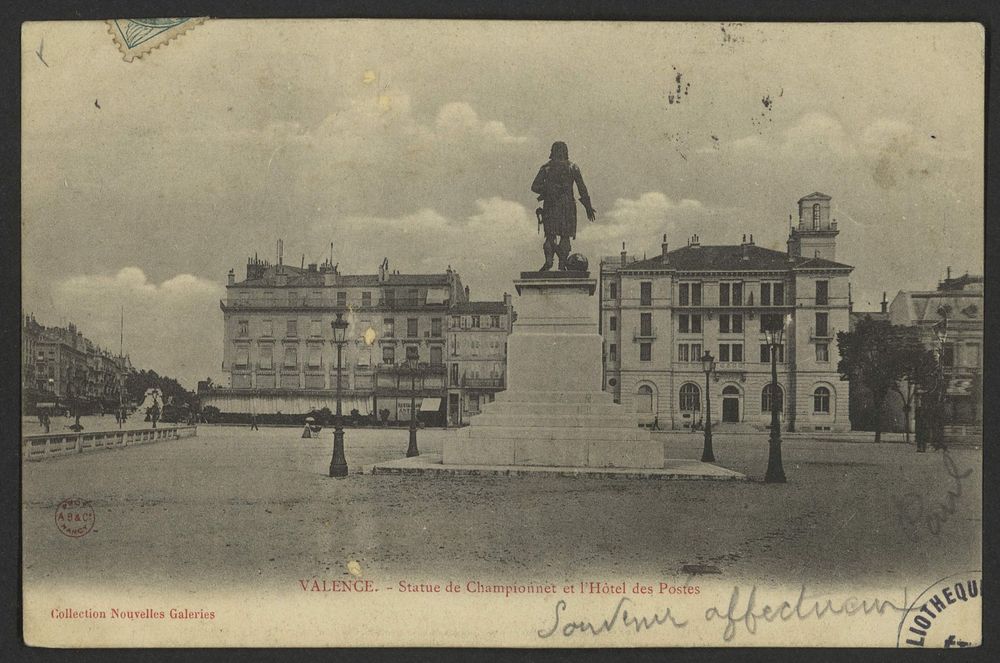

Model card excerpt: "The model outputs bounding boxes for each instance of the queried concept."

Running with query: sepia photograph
[20,19,983,648]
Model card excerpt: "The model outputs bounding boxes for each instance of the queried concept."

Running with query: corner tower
[787,192,839,261]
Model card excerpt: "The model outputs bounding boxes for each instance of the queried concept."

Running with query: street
[22,425,981,593]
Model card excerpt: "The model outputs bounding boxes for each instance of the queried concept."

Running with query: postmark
[55,497,95,538]
[107,18,208,62]
[896,572,981,648]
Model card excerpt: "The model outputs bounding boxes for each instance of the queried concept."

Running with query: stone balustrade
[22,425,197,461]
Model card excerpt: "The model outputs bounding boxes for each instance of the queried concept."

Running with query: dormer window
[812,203,821,229]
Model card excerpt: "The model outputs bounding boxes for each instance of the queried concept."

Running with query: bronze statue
[531,141,597,271]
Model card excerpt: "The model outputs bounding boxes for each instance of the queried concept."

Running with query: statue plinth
[443,274,662,469]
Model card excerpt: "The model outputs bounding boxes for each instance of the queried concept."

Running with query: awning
[425,289,448,305]
[419,397,442,412]
[36,402,57,408]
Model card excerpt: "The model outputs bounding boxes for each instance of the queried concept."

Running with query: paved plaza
[22,425,981,592]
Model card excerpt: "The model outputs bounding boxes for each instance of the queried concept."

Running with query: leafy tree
[837,318,923,444]
[891,330,944,446]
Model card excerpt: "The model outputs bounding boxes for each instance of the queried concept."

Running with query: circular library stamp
[897,571,981,648]
[55,497,95,538]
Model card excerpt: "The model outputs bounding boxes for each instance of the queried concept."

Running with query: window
[430,346,443,365]
[760,344,785,363]
[239,291,250,305]
[407,288,419,305]
[382,345,395,365]
[719,344,729,362]
[262,320,273,337]
[760,313,784,333]
[815,312,829,337]
[451,315,462,329]
[678,343,689,362]
[720,283,730,306]
[691,343,702,361]
[362,291,372,307]
[407,318,418,337]
[490,315,501,328]
[813,203,821,229]
[384,290,395,307]
[679,283,689,306]
[732,282,743,305]
[680,383,700,411]
[235,346,249,367]
[309,320,321,337]
[967,343,981,368]
[288,291,298,306]
[762,384,783,413]
[774,283,784,306]
[471,315,481,328]
[286,319,298,337]
[337,291,347,307]
[263,291,274,306]
[383,318,395,338]
[679,315,689,333]
[640,282,652,306]
[259,345,273,370]
[637,385,654,414]
[431,318,442,337]
[941,344,955,367]
[640,313,653,336]
[609,282,617,300]
[406,345,420,362]
[283,346,297,368]
[813,386,831,413]
[691,283,702,305]
[732,344,743,362]
[719,343,743,362]
[815,281,829,306]
[237,320,249,337]
[691,315,702,333]
[609,315,617,332]
[720,314,730,334]
[640,343,652,362]
[307,346,322,368]
[732,314,743,333]
[816,343,829,362]
[450,363,459,386]
[761,283,771,307]
[609,343,617,361]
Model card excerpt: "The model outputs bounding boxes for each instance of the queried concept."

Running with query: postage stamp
[106,18,207,62]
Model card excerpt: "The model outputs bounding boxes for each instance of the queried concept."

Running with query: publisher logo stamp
[55,498,95,538]
[897,572,981,648]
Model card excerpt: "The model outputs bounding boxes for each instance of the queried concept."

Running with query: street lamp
[329,312,349,478]
[700,350,716,462]
[762,315,789,483]
[405,357,421,457]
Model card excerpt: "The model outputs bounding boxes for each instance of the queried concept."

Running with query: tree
[891,329,942,446]
[837,318,918,443]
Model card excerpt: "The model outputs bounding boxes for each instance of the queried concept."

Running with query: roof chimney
[464,285,470,300]
[946,266,952,281]
[503,292,512,307]
[621,242,627,265]
[227,269,235,286]
[689,234,700,248]
[881,292,888,314]
[661,234,669,257]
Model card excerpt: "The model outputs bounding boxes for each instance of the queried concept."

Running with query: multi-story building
[209,250,515,424]
[600,192,853,432]
[22,314,131,412]
[446,297,514,425]
[888,270,983,441]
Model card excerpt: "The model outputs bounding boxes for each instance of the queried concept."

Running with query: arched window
[813,386,831,413]
[679,383,700,411]
[722,385,740,396]
[636,384,654,414]
[812,203,821,229]
[762,384,783,412]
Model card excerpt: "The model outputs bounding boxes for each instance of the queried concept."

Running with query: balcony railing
[633,327,657,341]
[462,376,505,389]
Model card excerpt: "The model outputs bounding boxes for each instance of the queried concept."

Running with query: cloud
[435,102,530,144]
[726,111,856,158]
[51,269,224,387]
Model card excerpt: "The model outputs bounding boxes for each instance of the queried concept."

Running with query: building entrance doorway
[722,386,740,422]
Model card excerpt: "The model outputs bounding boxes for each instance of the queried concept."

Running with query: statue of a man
[531,141,597,271]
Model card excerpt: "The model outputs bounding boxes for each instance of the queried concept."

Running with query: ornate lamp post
[405,357,421,457]
[700,350,715,462]
[763,315,788,483]
[328,312,349,478]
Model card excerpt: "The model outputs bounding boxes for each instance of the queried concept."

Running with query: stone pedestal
[443,272,662,469]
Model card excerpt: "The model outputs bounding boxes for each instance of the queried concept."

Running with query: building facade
[22,314,131,412]
[888,271,983,440]
[600,193,853,432]
[446,299,514,425]
[208,252,514,424]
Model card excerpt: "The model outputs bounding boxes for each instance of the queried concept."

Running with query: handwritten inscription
[537,598,688,639]
[893,449,974,539]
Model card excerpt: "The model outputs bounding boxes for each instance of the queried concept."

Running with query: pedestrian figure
[250,413,259,431]
[652,415,661,431]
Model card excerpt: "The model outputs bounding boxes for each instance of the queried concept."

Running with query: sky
[22,21,984,388]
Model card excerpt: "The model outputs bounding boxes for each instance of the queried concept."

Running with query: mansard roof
[621,244,852,273]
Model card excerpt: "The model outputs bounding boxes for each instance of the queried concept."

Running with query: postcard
[21,19,982,648]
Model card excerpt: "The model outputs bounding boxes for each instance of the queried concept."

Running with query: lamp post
[405,357,420,457]
[763,316,788,483]
[929,316,949,451]
[700,351,715,462]
[329,312,349,478]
